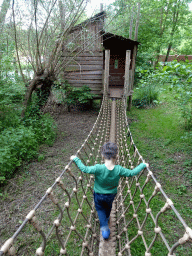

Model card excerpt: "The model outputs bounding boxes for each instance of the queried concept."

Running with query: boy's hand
[144,162,149,168]
[70,155,76,161]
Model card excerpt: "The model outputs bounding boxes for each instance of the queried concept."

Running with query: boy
[70,142,147,240]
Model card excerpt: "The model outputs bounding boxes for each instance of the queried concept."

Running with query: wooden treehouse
[63,8,140,108]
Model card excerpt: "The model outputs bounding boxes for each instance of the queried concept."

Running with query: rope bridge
[0,97,192,256]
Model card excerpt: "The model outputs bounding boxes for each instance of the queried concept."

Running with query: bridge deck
[109,87,124,98]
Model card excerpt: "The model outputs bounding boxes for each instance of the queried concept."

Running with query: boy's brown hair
[101,142,118,160]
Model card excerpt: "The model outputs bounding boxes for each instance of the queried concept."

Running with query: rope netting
[0,97,192,256]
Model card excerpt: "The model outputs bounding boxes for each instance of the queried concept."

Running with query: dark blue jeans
[94,191,116,229]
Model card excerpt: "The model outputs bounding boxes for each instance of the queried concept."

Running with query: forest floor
[0,105,98,246]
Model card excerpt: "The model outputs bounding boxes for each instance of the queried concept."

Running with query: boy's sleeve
[119,163,146,177]
[73,157,97,174]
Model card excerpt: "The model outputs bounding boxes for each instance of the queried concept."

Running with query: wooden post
[124,50,131,110]
[128,45,137,111]
[104,50,110,96]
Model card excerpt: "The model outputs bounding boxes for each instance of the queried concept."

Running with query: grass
[125,88,192,255]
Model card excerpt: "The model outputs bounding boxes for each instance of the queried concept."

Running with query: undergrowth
[134,60,192,130]
[53,80,98,111]
[0,77,57,186]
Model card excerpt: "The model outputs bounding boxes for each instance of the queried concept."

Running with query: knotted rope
[0,97,191,256]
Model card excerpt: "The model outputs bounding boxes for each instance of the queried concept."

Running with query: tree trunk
[59,0,65,31]
[165,0,180,63]
[164,42,172,63]
[21,72,55,117]
[154,45,161,67]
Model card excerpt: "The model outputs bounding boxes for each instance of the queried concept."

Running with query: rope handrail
[0,97,192,256]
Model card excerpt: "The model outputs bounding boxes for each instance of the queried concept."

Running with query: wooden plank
[70,84,102,89]
[67,79,102,84]
[78,51,103,57]
[75,56,103,61]
[66,64,103,68]
[75,60,103,65]
[69,85,103,90]
[63,51,103,57]
[109,77,123,82]
[65,70,103,75]
[66,75,102,80]
[66,60,103,65]
[65,65,103,71]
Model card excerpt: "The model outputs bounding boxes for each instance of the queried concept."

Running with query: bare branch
[12,0,27,84]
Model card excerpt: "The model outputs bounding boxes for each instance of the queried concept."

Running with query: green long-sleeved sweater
[73,157,146,194]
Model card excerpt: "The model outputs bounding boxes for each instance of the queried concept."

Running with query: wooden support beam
[104,50,110,96]
[128,45,137,111]
[124,50,131,110]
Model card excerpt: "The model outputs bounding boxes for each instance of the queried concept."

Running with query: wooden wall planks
[64,51,104,96]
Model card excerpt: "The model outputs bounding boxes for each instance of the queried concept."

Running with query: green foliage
[134,60,192,129]
[0,126,38,181]
[133,84,159,108]
[107,0,192,57]
[63,83,94,105]
[133,69,160,108]
[53,81,96,110]
[0,77,25,106]
[38,154,45,162]
[157,61,192,129]
[0,77,57,185]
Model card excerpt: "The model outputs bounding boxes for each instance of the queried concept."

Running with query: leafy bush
[53,81,96,111]
[0,78,57,185]
[133,84,159,108]
[133,73,160,108]
[0,107,21,133]
[135,51,155,85]
[0,112,56,184]
[24,112,57,146]
[0,77,25,106]
[23,92,57,144]
[135,60,192,129]
[157,61,192,129]
[0,126,38,182]
[179,92,192,130]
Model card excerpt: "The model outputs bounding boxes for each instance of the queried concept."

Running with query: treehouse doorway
[109,53,125,98]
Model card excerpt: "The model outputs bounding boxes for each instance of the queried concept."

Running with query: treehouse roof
[72,11,139,49]
[103,32,139,52]
[71,11,106,32]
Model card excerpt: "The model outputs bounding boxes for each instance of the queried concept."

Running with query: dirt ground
[0,106,98,246]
